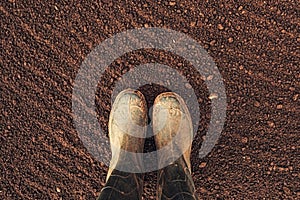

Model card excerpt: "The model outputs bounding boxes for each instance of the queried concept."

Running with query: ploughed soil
[1,0,299,199]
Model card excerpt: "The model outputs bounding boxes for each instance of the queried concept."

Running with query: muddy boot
[153,92,198,200]
[98,89,148,200]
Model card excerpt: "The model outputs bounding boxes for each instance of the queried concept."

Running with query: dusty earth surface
[1,0,299,199]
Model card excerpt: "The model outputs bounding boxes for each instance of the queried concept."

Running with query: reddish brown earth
[1,0,299,199]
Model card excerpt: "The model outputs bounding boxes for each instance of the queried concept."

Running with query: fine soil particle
[1,0,299,199]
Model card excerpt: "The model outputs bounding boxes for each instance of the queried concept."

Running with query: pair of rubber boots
[98,89,198,200]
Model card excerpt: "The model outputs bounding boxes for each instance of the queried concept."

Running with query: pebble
[289,87,295,91]
[254,101,260,107]
[238,6,243,11]
[185,83,192,89]
[276,104,283,109]
[228,37,234,43]
[209,93,218,100]
[200,187,208,193]
[241,137,248,143]
[190,21,196,27]
[100,162,105,167]
[56,187,61,193]
[169,1,176,6]
[209,40,216,46]
[206,75,213,81]
[293,94,298,101]
[267,121,275,128]
[278,167,288,172]
[217,24,224,30]
[283,186,291,195]
[199,162,207,168]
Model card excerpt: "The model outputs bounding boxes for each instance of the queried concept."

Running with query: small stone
[268,166,273,171]
[56,187,61,193]
[241,137,248,143]
[239,65,244,70]
[293,94,298,101]
[200,187,208,193]
[209,40,216,46]
[144,23,149,28]
[245,156,251,161]
[254,101,260,107]
[238,6,243,11]
[199,162,207,168]
[289,87,295,91]
[267,121,275,128]
[283,186,291,195]
[206,75,213,81]
[228,37,234,43]
[209,93,218,100]
[291,146,296,150]
[190,21,196,27]
[217,24,224,30]
[279,167,288,172]
[169,1,176,6]
[276,104,283,109]
[185,83,192,89]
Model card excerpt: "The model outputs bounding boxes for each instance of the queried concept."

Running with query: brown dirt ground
[1,0,299,199]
